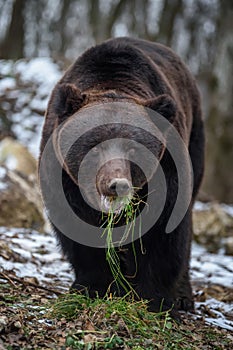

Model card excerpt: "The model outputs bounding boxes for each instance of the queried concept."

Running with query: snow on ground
[0,225,232,331]
[196,298,233,331]
[0,166,8,191]
[191,243,233,288]
[0,227,72,291]
[0,58,62,157]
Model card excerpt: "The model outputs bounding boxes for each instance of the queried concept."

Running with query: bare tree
[0,0,25,58]
[200,0,233,202]
[157,0,183,46]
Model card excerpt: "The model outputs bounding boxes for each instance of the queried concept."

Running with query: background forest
[0,0,233,203]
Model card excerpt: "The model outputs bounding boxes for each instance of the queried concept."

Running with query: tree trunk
[0,0,25,59]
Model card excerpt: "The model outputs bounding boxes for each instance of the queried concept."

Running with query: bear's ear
[143,94,177,123]
[52,83,86,122]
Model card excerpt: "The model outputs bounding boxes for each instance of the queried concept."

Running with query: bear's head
[51,83,177,214]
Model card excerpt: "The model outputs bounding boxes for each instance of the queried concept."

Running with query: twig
[0,271,62,296]
[0,271,18,287]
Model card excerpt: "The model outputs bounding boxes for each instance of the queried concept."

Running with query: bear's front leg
[70,245,116,298]
[130,212,193,316]
[55,233,113,297]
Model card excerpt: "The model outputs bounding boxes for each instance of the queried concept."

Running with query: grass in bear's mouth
[101,194,144,296]
[100,194,133,214]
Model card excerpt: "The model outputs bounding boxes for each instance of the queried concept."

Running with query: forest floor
[0,228,232,349]
[0,277,232,350]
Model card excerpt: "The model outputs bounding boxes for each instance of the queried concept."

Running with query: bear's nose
[108,178,131,196]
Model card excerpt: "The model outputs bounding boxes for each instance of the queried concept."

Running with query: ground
[0,227,232,349]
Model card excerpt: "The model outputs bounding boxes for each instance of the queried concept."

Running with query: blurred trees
[0,0,24,59]
[0,0,232,202]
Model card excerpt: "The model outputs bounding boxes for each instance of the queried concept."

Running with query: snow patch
[196,298,233,331]
[4,155,17,170]
[0,227,232,331]
[0,77,15,93]
[0,166,8,191]
[194,201,210,211]
[191,243,233,287]
[0,182,8,191]
[0,58,62,157]
[0,167,7,178]
[221,204,233,217]
[15,58,61,87]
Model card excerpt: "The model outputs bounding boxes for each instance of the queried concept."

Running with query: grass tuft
[49,293,175,349]
[101,194,144,295]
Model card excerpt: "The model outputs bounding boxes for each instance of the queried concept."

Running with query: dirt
[0,227,232,349]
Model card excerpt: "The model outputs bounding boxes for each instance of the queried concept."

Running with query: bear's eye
[128,147,135,156]
[92,146,99,153]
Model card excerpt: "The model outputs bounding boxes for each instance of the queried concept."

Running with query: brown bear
[39,37,204,316]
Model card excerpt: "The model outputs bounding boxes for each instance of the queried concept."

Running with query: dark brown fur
[39,37,205,316]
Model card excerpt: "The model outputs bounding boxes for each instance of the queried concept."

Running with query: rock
[0,138,45,231]
[0,137,37,176]
[193,203,233,253]
[224,237,233,256]
[0,165,45,231]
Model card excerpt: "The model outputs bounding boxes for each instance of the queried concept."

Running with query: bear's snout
[108,178,131,196]
[97,158,132,198]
